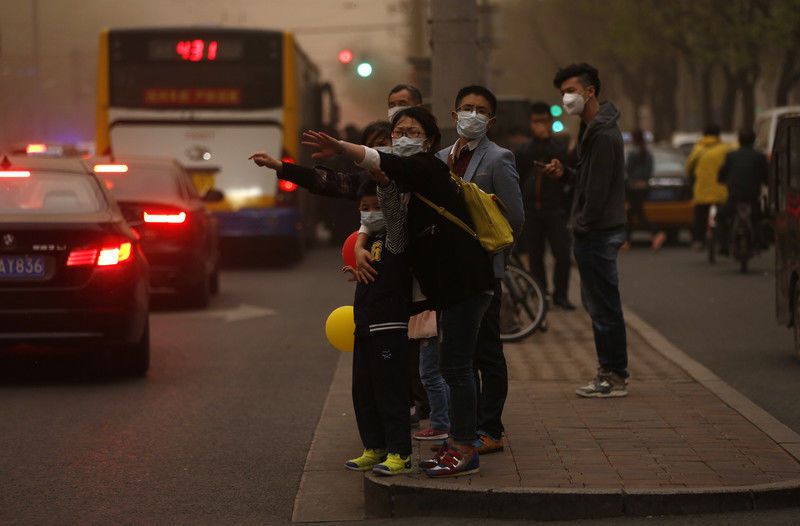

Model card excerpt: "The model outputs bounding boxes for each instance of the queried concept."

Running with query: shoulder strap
[413,192,479,242]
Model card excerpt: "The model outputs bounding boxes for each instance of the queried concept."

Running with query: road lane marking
[153,304,277,323]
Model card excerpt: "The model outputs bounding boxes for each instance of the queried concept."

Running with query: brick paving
[293,305,800,522]
[401,307,800,490]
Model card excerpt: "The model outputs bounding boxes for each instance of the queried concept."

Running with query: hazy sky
[0,0,412,147]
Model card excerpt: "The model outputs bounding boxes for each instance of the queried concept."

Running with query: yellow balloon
[325,306,355,352]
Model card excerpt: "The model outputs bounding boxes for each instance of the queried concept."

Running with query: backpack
[414,172,514,253]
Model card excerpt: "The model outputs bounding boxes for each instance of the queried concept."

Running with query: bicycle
[499,253,548,342]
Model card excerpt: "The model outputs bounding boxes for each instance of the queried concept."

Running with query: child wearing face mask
[340,179,413,476]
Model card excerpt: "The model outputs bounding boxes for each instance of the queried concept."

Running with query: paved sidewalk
[293,306,800,521]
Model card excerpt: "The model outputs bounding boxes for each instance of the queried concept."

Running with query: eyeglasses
[391,128,425,139]
[457,104,493,117]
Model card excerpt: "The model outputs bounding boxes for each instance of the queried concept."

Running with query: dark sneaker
[419,443,448,470]
[424,447,480,478]
[476,434,504,455]
[575,370,628,398]
[372,453,412,476]
[413,427,449,441]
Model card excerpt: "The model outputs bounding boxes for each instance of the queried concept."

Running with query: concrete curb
[363,307,800,520]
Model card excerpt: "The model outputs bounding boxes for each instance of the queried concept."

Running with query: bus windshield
[99,167,183,203]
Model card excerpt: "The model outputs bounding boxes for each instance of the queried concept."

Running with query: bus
[769,113,800,356]
[96,27,338,260]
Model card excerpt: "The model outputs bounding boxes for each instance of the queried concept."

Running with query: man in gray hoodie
[546,63,628,398]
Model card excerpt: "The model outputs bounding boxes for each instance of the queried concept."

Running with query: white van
[755,106,800,157]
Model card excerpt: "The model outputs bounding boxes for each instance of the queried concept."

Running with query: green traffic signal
[552,120,564,133]
[550,105,563,118]
[356,62,373,78]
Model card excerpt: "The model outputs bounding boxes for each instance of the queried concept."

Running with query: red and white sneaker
[413,427,449,441]
[419,443,448,470]
[424,447,480,478]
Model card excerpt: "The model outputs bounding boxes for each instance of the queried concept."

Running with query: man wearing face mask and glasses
[549,63,628,399]
[435,85,525,456]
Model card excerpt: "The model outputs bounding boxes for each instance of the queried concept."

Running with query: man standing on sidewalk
[548,64,629,398]
[514,101,576,311]
[436,85,525,450]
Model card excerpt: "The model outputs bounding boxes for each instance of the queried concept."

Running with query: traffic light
[337,49,353,65]
[356,61,373,78]
[550,104,564,133]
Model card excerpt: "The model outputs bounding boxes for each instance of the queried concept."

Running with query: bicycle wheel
[499,264,547,342]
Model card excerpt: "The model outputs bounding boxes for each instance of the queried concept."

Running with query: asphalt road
[618,243,800,433]
[0,248,349,524]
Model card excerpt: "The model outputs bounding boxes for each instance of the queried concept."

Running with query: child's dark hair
[357,179,378,201]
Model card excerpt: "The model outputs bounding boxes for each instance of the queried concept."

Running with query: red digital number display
[175,40,219,62]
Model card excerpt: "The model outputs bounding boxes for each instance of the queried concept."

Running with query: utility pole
[429,0,482,146]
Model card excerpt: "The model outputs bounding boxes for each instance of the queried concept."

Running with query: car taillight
[93,164,129,173]
[0,170,31,178]
[66,242,132,267]
[144,211,187,224]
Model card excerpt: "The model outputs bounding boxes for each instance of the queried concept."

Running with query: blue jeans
[573,228,628,378]
[419,337,450,431]
[438,291,493,445]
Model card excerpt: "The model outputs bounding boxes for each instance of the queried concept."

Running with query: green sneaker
[345,449,386,471]
[372,453,412,476]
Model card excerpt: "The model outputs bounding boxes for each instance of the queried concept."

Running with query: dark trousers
[352,329,411,456]
[693,204,712,243]
[526,209,572,301]
[439,291,493,444]
[474,279,508,440]
[573,228,628,378]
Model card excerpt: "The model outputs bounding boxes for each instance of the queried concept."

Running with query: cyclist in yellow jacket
[686,124,731,249]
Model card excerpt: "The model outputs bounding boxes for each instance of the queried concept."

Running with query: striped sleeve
[377,180,408,255]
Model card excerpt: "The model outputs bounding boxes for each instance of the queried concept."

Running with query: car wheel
[125,321,150,376]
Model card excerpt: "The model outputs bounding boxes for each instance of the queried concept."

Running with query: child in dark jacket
[343,179,413,476]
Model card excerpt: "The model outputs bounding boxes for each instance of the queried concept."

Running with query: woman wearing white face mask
[303,107,496,478]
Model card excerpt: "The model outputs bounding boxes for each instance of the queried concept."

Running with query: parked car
[0,154,149,375]
[89,156,222,308]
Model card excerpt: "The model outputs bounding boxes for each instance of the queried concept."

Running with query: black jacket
[354,231,411,334]
[514,135,573,213]
[718,146,767,203]
[570,101,626,236]
[377,151,495,308]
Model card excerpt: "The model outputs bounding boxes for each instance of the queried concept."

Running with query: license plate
[0,255,46,279]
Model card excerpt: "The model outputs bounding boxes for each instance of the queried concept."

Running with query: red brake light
[278,180,298,193]
[26,144,47,154]
[93,164,128,173]
[144,211,187,224]
[0,171,31,178]
[281,156,295,165]
[66,248,98,266]
[67,242,132,267]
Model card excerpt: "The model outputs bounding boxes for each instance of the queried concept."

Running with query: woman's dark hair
[357,179,378,201]
[391,106,442,153]
[703,123,721,137]
[360,121,391,147]
[529,101,552,117]
[553,63,601,97]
